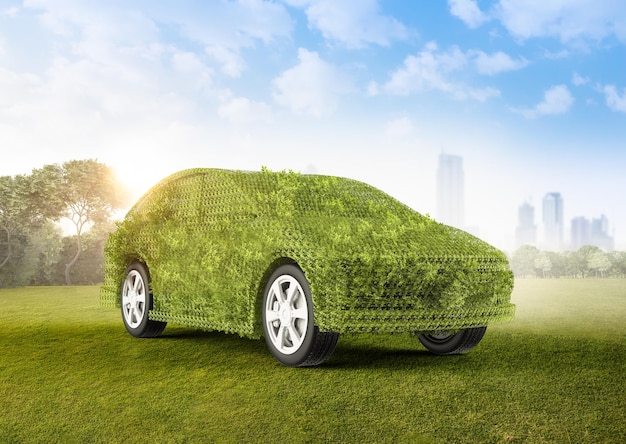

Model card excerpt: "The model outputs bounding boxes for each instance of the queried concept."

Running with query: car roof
[129,168,420,221]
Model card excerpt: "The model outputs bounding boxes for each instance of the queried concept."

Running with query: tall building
[591,214,614,251]
[515,201,537,247]
[571,216,591,250]
[542,192,564,251]
[436,154,464,229]
[570,214,614,251]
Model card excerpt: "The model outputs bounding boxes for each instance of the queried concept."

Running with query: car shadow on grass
[154,327,476,369]
[325,344,466,369]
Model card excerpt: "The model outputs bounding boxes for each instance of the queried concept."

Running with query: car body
[101,168,514,366]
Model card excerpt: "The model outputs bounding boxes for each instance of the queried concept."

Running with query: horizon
[2,1,625,251]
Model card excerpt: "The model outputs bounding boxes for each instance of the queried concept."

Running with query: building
[542,192,564,251]
[591,215,614,251]
[570,214,614,251]
[515,201,537,247]
[570,216,591,250]
[436,154,464,229]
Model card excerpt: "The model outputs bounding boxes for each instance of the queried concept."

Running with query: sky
[1,0,625,252]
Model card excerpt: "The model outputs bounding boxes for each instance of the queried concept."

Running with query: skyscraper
[542,192,564,251]
[591,214,614,251]
[570,214,614,251]
[516,201,537,247]
[436,154,464,229]
[571,216,591,250]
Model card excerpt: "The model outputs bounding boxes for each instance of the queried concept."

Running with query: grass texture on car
[101,168,514,336]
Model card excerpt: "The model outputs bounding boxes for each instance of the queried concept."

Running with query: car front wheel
[262,264,339,367]
[418,326,487,355]
[121,262,167,338]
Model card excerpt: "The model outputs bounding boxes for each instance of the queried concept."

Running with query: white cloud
[383,42,467,95]
[284,0,409,48]
[495,0,626,44]
[33,0,293,77]
[1,6,19,18]
[204,44,246,78]
[118,0,293,77]
[571,72,589,86]
[448,0,488,29]
[473,50,528,75]
[385,117,414,138]
[381,42,501,101]
[515,84,575,118]
[272,48,353,117]
[218,96,273,123]
[603,85,626,112]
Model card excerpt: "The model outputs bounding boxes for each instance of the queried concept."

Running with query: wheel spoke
[285,279,298,305]
[266,309,280,323]
[271,281,284,303]
[287,323,303,347]
[133,275,141,293]
[277,324,289,349]
[292,307,307,320]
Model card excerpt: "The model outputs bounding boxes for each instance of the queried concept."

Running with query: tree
[33,160,127,285]
[572,245,603,278]
[588,250,611,278]
[511,245,540,277]
[534,252,552,278]
[25,221,63,285]
[0,175,38,270]
[609,251,626,278]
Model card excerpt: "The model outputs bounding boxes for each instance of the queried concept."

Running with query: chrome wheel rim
[122,270,147,329]
[264,274,309,355]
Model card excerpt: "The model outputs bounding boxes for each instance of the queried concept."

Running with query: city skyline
[438,154,618,253]
[516,195,615,252]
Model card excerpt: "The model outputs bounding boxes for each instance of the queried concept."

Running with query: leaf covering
[101,168,514,337]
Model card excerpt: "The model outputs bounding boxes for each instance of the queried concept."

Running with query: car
[101,168,515,367]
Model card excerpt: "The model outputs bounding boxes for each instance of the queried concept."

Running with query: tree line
[0,160,127,287]
[510,245,626,278]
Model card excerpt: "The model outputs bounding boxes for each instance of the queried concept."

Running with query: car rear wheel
[262,264,339,367]
[418,326,487,355]
[121,262,167,338]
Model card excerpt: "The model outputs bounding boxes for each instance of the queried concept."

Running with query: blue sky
[1,0,625,251]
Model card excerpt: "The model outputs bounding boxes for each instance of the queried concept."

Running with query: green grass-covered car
[101,168,514,367]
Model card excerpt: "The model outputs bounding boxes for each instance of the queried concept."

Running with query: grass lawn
[1,280,625,443]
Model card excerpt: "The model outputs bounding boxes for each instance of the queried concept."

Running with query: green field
[1,280,625,443]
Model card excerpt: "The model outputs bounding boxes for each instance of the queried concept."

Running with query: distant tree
[572,245,603,278]
[588,250,611,278]
[32,160,127,285]
[608,251,626,278]
[54,219,117,284]
[534,252,552,278]
[0,174,43,271]
[0,176,21,269]
[511,245,540,277]
[25,221,63,285]
[545,251,567,278]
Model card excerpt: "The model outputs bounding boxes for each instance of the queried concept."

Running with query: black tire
[120,262,167,338]
[262,264,339,367]
[418,326,487,355]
